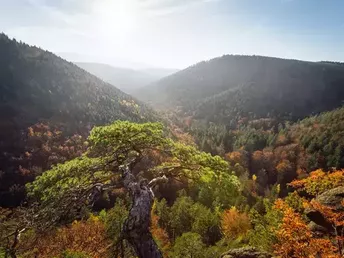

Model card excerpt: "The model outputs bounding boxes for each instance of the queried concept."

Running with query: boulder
[308,221,328,236]
[306,186,344,232]
[316,186,344,211]
[221,247,273,258]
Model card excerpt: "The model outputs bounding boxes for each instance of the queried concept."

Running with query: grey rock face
[220,247,273,258]
[306,186,344,232]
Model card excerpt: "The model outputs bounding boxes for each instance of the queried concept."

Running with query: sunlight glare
[94,0,137,42]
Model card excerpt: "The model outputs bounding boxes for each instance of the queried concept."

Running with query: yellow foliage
[289,169,344,195]
[221,207,251,240]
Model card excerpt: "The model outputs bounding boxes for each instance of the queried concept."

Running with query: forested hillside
[75,62,177,93]
[138,55,344,124]
[2,119,344,258]
[0,33,157,207]
[1,34,344,258]
[189,106,344,193]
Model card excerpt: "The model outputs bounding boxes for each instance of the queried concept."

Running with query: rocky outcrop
[306,186,344,232]
[221,247,273,258]
[308,221,328,235]
[316,186,344,210]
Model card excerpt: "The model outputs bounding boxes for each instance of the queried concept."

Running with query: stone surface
[306,186,344,232]
[317,186,344,210]
[221,247,273,258]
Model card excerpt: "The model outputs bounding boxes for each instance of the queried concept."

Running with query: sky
[1,0,344,69]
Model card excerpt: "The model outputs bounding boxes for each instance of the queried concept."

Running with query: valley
[0,34,344,258]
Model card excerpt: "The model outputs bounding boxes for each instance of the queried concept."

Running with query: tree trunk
[121,166,163,258]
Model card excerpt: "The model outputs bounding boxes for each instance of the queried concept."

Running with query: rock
[305,208,332,230]
[221,247,273,258]
[316,186,344,211]
[306,186,344,232]
[308,221,328,236]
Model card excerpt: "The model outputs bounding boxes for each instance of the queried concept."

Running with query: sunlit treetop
[289,169,344,196]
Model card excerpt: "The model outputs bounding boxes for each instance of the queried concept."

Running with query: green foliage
[290,107,344,170]
[159,142,241,208]
[168,196,194,238]
[248,199,283,252]
[26,121,169,212]
[154,196,221,245]
[154,198,171,231]
[61,250,91,258]
[234,128,270,152]
[103,199,129,244]
[197,172,242,209]
[27,156,107,202]
[26,120,241,252]
[285,191,305,213]
[202,245,223,258]
[88,121,170,158]
[170,232,205,258]
[190,202,219,244]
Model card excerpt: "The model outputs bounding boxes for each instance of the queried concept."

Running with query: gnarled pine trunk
[122,167,163,258]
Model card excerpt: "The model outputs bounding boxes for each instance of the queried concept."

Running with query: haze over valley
[75,62,178,93]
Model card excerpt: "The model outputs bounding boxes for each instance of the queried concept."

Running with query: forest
[0,34,344,258]
[138,55,344,124]
[0,33,157,208]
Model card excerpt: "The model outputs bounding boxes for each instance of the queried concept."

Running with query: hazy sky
[1,0,344,69]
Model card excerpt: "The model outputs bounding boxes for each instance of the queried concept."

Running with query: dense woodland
[0,34,157,207]
[1,34,344,258]
[138,55,344,123]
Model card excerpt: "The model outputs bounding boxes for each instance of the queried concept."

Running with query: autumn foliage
[221,207,251,240]
[32,216,111,257]
[275,169,344,257]
[151,212,171,257]
[289,169,344,195]
[22,123,87,176]
[274,199,337,258]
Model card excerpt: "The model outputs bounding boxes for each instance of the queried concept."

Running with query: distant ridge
[137,54,344,124]
[75,62,178,93]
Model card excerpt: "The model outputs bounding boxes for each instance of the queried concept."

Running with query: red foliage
[22,123,87,176]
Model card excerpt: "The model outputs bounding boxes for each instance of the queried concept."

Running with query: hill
[0,33,157,206]
[137,55,344,125]
[75,62,178,93]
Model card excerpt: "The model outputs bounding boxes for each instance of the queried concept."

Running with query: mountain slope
[75,62,178,93]
[0,33,157,205]
[138,55,344,124]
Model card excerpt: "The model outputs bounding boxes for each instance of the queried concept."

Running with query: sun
[94,0,137,41]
